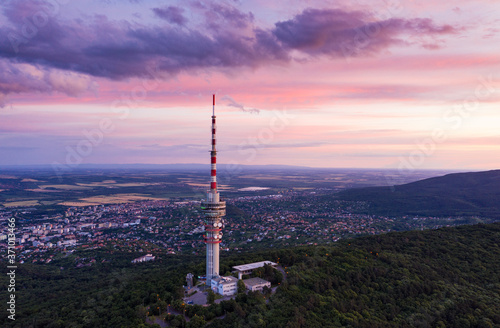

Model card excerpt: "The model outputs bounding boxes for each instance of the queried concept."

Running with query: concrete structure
[57,239,77,247]
[131,253,155,263]
[186,273,194,288]
[201,94,226,286]
[233,260,278,279]
[243,277,271,292]
[211,276,238,296]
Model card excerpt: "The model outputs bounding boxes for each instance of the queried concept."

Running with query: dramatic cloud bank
[0,61,98,107]
[273,9,455,56]
[0,1,457,103]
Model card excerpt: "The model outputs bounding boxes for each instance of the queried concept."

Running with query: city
[0,188,491,266]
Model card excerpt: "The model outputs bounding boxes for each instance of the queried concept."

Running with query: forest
[337,170,500,218]
[1,222,499,327]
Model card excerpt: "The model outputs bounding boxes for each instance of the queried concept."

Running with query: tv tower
[201,94,226,285]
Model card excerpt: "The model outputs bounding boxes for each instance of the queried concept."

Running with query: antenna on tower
[210,94,217,192]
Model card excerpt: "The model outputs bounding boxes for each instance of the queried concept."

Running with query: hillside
[209,223,500,327]
[1,223,499,327]
[337,170,500,217]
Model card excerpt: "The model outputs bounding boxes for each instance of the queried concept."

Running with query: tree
[262,286,272,297]
[252,267,264,278]
[207,290,216,305]
[135,305,147,319]
[238,279,247,294]
[247,313,266,328]
[170,315,186,328]
[187,314,207,328]
[273,270,283,284]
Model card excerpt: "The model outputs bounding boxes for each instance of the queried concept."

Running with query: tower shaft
[201,94,226,286]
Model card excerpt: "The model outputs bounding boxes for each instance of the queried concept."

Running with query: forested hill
[337,169,500,217]
[1,223,499,327]
[210,223,500,327]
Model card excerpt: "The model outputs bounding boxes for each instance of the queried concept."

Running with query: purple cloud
[209,2,254,30]
[152,6,187,26]
[0,61,97,107]
[0,2,458,101]
[190,0,254,31]
[0,12,281,80]
[273,8,456,57]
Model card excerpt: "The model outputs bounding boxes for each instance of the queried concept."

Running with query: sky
[0,0,499,172]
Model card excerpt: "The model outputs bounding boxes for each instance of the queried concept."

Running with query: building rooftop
[243,277,270,287]
[212,276,238,285]
[232,260,277,272]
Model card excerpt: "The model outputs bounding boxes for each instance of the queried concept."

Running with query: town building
[243,277,271,292]
[131,253,155,263]
[211,276,238,296]
[233,260,277,279]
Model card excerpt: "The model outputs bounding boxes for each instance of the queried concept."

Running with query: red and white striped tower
[201,94,226,285]
[210,94,217,191]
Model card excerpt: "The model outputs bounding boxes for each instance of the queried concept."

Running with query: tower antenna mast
[202,94,226,286]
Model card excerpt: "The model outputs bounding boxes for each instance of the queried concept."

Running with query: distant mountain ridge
[0,163,313,171]
[338,169,500,218]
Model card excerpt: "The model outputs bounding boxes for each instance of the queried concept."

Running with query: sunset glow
[1,0,499,170]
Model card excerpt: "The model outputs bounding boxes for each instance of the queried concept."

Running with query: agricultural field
[0,165,452,210]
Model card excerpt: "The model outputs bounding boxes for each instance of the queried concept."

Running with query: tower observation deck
[201,94,226,285]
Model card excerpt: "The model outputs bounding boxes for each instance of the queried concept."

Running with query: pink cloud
[0,2,458,104]
[0,62,98,107]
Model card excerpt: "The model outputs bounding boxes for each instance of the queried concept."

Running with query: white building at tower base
[211,276,238,296]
